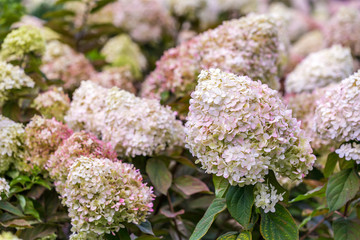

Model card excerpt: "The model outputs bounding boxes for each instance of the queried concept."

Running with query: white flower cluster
[185,69,315,187]
[336,142,360,164]
[314,70,360,142]
[286,45,353,93]
[0,177,10,200]
[103,88,185,157]
[254,183,284,213]
[0,231,20,240]
[0,61,35,104]
[65,81,108,137]
[0,115,24,174]
[63,156,154,237]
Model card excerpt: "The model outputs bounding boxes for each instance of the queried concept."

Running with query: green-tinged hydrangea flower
[141,14,282,100]
[0,232,20,240]
[0,61,35,105]
[63,156,154,237]
[286,45,353,93]
[69,232,105,240]
[101,34,147,79]
[0,177,10,200]
[47,131,118,195]
[0,115,25,174]
[185,69,315,188]
[65,81,109,137]
[0,26,45,61]
[103,87,185,157]
[32,87,70,122]
[24,116,73,172]
[254,183,284,213]
[314,70,360,142]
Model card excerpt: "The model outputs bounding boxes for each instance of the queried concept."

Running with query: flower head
[0,177,10,200]
[1,26,45,61]
[336,142,360,164]
[254,183,284,213]
[185,69,315,186]
[0,231,20,240]
[63,156,154,237]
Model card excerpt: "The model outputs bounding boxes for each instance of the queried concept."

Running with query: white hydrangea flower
[0,231,20,240]
[254,183,284,213]
[185,69,315,186]
[63,156,154,237]
[0,177,10,200]
[314,70,360,142]
[0,115,25,174]
[286,45,353,93]
[103,87,185,157]
[0,61,35,104]
[336,142,360,164]
[65,81,109,136]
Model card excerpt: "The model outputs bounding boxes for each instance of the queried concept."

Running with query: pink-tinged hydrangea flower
[0,115,25,174]
[324,7,360,56]
[0,177,10,200]
[47,131,117,195]
[24,116,73,171]
[314,70,360,142]
[141,14,282,100]
[89,67,136,93]
[0,61,35,105]
[32,87,70,122]
[41,40,96,90]
[336,142,360,164]
[103,87,185,157]
[0,26,45,61]
[111,0,175,43]
[286,45,353,93]
[254,183,284,213]
[185,69,315,187]
[63,156,154,237]
[65,81,109,137]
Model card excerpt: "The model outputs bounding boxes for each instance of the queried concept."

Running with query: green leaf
[324,152,339,178]
[265,171,289,203]
[24,198,40,221]
[33,178,51,190]
[146,158,172,195]
[217,232,238,240]
[326,168,359,211]
[189,198,227,240]
[19,224,57,240]
[105,228,131,240]
[213,175,229,198]
[17,195,26,210]
[137,220,155,236]
[289,185,326,203]
[226,185,254,229]
[260,204,298,240]
[0,200,24,216]
[170,156,197,169]
[10,175,31,186]
[237,231,252,240]
[174,175,211,196]
[339,158,356,170]
[333,217,360,240]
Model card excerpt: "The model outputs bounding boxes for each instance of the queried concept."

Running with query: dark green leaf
[24,198,40,221]
[19,224,56,240]
[326,168,359,211]
[226,185,254,229]
[289,185,326,203]
[339,159,356,170]
[105,228,131,240]
[260,204,298,240]
[137,220,155,236]
[217,232,238,240]
[174,175,211,196]
[324,152,339,178]
[189,198,227,240]
[146,158,172,195]
[0,200,24,216]
[237,231,252,240]
[333,217,360,240]
[213,175,229,198]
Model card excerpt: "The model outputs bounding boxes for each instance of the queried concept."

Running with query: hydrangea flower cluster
[254,183,284,213]
[65,81,109,136]
[314,70,360,142]
[324,7,360,56]
[0,115,25,174]
[185,69,315,187]
[32,87,70,122]
[24,116,73,171]
[41,40,96,90]
[0,177,10,200]
[103,88,185,157]
[63,156,154,237]
[47,131,117,195]
[286,45,353,93]
[141,14,282,100]
[0,231,20,240]
[0,26,45,61]
[0,61,35,104]
[111,0,175,43]
[89,67,135,93]
[335,142,360,164]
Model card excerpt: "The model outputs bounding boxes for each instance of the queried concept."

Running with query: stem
[167,192,183,239]
[300,213,333,240]
[343,200,351,217]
